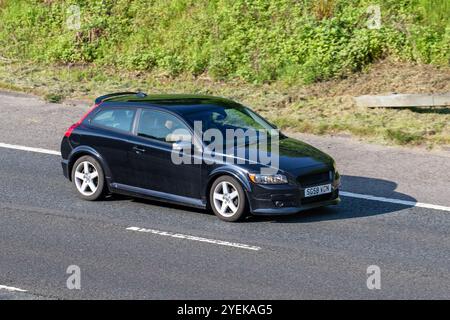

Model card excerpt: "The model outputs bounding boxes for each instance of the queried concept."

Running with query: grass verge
[0,59,449,149]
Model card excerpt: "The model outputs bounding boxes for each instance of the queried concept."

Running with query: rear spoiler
[94,92,147,105]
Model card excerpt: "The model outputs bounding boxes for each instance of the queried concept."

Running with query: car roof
[99,93,242,114]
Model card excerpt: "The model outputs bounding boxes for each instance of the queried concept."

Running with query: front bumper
[252,195,340,215]
[248,182,340,216]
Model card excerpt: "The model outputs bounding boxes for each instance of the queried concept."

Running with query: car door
[128,108,202,200]
[82,106,137,185]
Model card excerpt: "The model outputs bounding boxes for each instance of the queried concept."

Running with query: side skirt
[110,183,206,209]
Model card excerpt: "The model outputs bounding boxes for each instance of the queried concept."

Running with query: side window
[137,110,192,143]
[91,108,136,133]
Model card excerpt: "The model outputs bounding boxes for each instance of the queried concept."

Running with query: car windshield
[183,104,279,146]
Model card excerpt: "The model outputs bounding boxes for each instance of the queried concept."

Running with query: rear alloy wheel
[72,156,105,201]
[210,176,247,222]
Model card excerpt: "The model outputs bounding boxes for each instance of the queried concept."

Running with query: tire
[209,176,247,222]
[71,155,105,201]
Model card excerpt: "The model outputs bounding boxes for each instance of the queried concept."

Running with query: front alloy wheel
[210,176,247,222]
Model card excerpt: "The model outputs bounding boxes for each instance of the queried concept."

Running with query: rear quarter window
[90,108,136,133]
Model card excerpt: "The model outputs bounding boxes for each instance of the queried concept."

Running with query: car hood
[227,137,335,176]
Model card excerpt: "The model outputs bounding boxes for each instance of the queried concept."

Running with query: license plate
[304,184,332,197]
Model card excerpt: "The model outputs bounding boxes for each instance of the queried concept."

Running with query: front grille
[297,171,331,187]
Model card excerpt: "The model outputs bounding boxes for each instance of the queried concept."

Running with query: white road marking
[340,191,450,212]
[126,226,261,251]
[1,141,449,213]
[0,142,61,156]
[0,285,27,292]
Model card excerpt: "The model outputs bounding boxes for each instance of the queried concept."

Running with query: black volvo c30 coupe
[61,92,340,221]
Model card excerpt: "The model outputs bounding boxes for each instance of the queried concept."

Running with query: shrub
[0,0,448,83]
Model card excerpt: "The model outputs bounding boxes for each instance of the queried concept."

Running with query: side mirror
[172,140,193,151]
[166,131,192,143]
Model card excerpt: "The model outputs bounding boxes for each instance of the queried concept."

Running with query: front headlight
[248,173,288,184]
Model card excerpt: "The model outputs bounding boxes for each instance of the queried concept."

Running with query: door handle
[132,146,146,154]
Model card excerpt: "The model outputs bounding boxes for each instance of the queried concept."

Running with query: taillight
[64,103,100,138]
[64,123,79,137]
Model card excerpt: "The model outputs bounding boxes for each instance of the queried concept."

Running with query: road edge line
[0,142,61,156]
[340,191,450,212]
[0,285,27,292]
[1,141,449,213]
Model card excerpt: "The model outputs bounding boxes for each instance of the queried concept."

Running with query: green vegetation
[0,0,449,84]
[0,0,449,148]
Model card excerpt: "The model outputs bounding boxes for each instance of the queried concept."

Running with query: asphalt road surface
[0,91,449,299]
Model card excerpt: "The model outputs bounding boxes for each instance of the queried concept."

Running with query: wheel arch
[67,146,112,183]
[205,168,253,211]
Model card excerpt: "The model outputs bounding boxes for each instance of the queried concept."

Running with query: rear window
[90,108,136,133]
